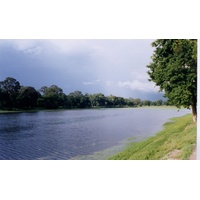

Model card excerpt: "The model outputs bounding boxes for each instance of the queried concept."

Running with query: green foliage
[0,77,172,110]
[90,93,106,107]
[17,86,39,109]
[68,91,91,108]
[38,85,66,109]
[0,77,21,109]
[110,114,196,160]
[147,39,197,119]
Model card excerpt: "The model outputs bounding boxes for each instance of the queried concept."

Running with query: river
[0,107,191,160]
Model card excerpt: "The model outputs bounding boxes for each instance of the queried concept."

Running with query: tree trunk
[191,103,197,122]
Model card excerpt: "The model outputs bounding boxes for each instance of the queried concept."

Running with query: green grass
[0,110,24,113]
[110,114,196,160]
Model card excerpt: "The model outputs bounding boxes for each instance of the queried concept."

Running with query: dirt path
[189,145,196,160]
[163,145,196,160]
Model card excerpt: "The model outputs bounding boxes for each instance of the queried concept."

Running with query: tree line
[0,77,170,110]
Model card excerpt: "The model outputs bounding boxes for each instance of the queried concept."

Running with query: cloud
[7,39,38,51]
[23,46,43,56]
[83,79,100,85]
[48,40,95,55]
[105,81,113,87]
[117,80,159,92]
[0,39,164,100]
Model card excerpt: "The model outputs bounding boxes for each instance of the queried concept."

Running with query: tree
[91,93,106,107]
[156,99,163,106]
[125,98,135,107]
[147,39,197,122]
[142,100,151,106]
[17,86,39,109]
[0,77,21,109]
[133,98,142,107]
[39,85,65,109]
[68,91,91,108]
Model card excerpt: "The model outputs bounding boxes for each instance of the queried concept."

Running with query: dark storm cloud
[0,39,163,100]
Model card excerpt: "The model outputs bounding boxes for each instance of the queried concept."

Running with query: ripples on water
[0,108,191,160]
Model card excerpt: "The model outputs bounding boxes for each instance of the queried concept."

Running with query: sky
[0,39,164,100]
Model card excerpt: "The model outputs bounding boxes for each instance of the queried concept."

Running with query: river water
[0,107,191,160]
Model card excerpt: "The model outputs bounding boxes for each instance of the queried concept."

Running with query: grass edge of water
[109,114,196,160]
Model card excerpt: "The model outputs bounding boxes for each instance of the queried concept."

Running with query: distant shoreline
[0,105,183,114]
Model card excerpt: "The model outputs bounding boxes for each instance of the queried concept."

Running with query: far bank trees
[0,77,20,109]
[0,77,170,110]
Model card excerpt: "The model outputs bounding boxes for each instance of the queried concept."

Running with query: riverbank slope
[110,114,196,160]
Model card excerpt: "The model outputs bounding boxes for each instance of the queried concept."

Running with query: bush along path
[110,114,196,160]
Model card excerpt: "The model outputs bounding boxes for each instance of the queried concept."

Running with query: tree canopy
[147,39,197,121]
[0,77,169,110]
[17,86,39,109]
[0,77,21,109]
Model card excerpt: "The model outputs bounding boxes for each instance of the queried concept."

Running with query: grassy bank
[110,114,196,160]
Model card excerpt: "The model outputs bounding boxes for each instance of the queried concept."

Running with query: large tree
[68,91,91,108]
[147,39,197,122]
[38,85,66,109]
[17,86,39,109]
[0,77,21,109]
